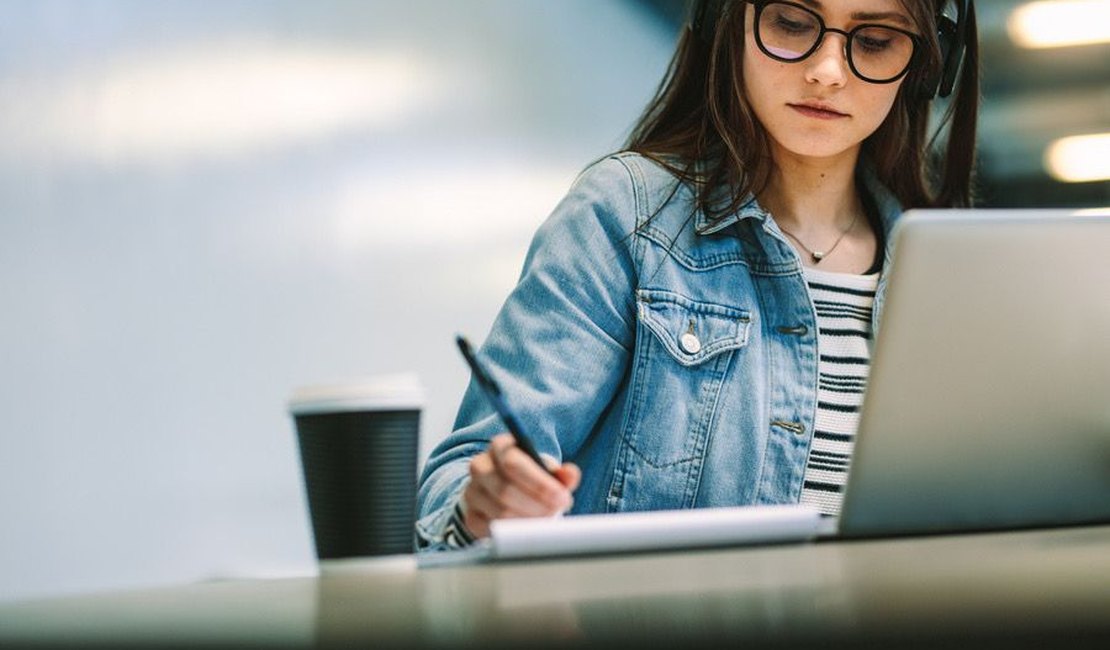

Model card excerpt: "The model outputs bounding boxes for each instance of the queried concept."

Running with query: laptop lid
[838,209,1110,537]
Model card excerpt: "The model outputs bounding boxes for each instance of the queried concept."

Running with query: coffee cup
[289,374,424,560]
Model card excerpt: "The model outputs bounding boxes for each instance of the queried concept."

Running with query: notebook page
[490,505,822,559]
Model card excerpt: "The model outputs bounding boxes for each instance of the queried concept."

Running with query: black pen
[455,335,556,476]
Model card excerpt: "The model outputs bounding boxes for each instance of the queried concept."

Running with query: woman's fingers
[462,434,578,538]
[472,481,549,519]
[488,434,573,512]
[553,462,581,493]
[460,479,494,538]
[465,449,551,517]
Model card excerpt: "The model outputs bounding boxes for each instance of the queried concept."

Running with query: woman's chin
[772,138,862,164]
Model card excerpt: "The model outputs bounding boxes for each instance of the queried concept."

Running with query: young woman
[417,0,979,548]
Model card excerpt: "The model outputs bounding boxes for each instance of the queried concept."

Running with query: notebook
[420,209,1110,566]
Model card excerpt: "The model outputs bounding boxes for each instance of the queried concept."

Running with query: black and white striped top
[799,266,879,516]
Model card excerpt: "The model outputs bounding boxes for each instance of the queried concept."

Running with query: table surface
[2,525,1108,648]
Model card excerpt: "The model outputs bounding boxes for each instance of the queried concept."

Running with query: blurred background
[0,0,1106,604]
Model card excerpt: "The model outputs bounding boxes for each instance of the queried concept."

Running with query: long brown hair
[625,0,980,220]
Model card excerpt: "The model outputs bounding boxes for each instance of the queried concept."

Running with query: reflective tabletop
[1,525,1108,648]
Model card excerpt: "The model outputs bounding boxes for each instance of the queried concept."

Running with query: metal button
[680,332,702,354]
[771,420,807,436]
[776,325,809,336]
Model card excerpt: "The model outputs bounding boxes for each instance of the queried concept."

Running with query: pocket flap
[637,289,752,366]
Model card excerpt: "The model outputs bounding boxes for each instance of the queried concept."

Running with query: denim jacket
[416,152,903,551]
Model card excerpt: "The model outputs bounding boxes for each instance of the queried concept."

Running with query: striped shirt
[799,266,880,516]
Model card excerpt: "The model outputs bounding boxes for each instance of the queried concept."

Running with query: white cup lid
[288,373,425,415]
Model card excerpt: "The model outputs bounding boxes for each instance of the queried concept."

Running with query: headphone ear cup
[936,17,967,97]
[922,0,967,100]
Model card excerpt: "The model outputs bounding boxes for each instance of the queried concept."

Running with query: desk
[1,526,1108,648]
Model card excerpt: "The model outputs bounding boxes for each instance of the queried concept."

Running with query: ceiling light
[1044,133,1110,183]
[0,42,439,164]
[1008,1,1110,49]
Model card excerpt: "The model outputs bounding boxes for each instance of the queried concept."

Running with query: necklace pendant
[812,251,826,262]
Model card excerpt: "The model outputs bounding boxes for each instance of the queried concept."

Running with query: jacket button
[776,325,809,336]
[771,420,807,436]
[680,332,702,354]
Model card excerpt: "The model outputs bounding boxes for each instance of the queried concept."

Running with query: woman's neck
[758,147,862,235]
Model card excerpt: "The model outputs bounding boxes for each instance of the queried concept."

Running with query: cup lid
[288,373,425,415]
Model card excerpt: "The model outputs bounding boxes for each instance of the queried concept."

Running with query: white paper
[489,505,823,560]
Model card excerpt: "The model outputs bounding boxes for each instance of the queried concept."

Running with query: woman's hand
[461,433,581,539]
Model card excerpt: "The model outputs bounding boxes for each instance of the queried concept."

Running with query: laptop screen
[838,209,1110,537]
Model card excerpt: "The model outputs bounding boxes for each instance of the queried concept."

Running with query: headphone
[927,0,970,99]
[690,0,971,99]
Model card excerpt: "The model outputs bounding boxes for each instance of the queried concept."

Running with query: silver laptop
[836,208,1110,538]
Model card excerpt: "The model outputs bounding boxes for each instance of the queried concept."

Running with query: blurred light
[332,166,577,250]
[96,44,435,160]
[1007,1,1110,49]
[0,42,438,163]
[1044,133,1110,183]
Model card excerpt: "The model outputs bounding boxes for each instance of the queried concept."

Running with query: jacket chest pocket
[620,289,752,471]
[638,289,752,366]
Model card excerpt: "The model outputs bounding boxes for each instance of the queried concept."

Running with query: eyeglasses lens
[757,2,915,83]
[758,3,821,60]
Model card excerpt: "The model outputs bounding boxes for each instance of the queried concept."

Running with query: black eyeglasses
[747,0,920,84]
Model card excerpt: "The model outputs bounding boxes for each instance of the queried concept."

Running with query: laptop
[837,208,1110,538]
[421,209,1110,565]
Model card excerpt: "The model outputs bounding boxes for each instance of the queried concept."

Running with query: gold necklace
[778,211,860,264]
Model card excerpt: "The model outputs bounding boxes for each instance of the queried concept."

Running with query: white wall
[0,0,675,602]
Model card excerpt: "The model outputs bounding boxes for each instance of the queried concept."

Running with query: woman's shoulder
[577,151,689,191]
[565,152,695,224]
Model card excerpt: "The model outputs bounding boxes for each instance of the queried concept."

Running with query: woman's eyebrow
[796,0,914,27]
[852,10,913,27]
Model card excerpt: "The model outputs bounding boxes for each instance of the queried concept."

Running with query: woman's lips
[789,103,849,120]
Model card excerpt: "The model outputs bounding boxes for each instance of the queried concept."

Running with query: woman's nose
[804,32,850,88]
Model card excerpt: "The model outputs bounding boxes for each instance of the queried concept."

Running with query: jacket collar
[857,162,903,237]
[694,194,768,235]
[692,160,903,238]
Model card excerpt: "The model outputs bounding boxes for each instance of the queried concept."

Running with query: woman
[417,0,979,549]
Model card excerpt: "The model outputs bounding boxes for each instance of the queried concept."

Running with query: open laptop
[423,209,1110,565]
[836,208,1110,538]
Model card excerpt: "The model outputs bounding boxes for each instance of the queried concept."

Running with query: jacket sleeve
[415,156,642,551]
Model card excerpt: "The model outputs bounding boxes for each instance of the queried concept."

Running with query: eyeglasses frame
[746,0,922,84]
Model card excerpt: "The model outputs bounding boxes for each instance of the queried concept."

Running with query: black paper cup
[289,375,424,560]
